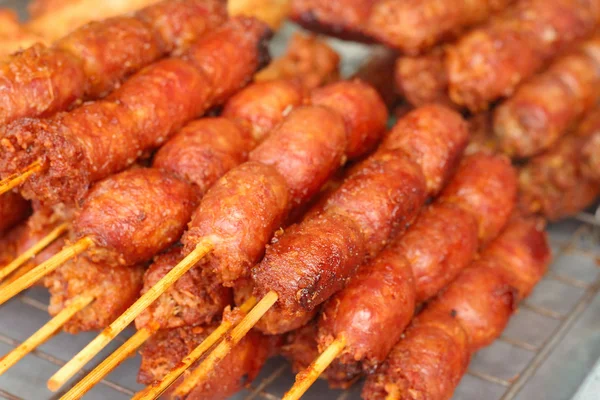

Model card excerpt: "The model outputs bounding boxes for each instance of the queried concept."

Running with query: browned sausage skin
[362,217,550,400]
[0,0,227,126]
[138,325,275,400]
[313,153,516,386]
[45,257,145,334]
[447,0,600,112]
[0,17,271,206]
[495,35,600,158]
[73,168,198,267]
[135,248,232,331]
[519,105,600,220]
[252,105,468,335]
[367,0,515,55]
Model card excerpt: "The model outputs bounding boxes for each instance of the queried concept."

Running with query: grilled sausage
[252,105,468,335]
[362,217,550,400]
[0,17,270,206]
[314,154,516,386]
[447,0,600,111]
[0,0,227,126]
[366,0,515,55]
[519,105,600,220]
[495,35,600,158]
[138,325,275,400]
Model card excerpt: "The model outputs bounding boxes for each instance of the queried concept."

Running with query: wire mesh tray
[1,1,599,398]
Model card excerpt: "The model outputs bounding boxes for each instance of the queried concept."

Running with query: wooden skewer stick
[0,237,93,306]
[0,222,69,282]
[0,294,95,376]
[132,296,259,400]
[0,160,44,195]
[59,328,154,400]
[172,290,279,398]
[0,263,36,290]
[47,239,215,391]
[282,336,347,400]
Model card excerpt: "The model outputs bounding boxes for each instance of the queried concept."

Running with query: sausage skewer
[0,31,335,286]
[0,16,271,307]
[519,104,600,220]
[0,16,270,206]
[447,0,600,112]
[283,152,517,399]
[0,72,315,378]
[362,215,551,400]
[494,34,600,158]
[49,80,389,392]
[0,0,227,133]
[0,30,340,377]
[168,104,468,398]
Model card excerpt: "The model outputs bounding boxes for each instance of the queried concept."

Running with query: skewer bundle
[0,0,598,399]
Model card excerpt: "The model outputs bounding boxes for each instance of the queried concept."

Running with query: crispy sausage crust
[183,162,290,286]
[495,35,600,158]
[0,192,30,235]
[367,0,514,55]
[0,17,270,206]
[447,0,600,111]
[0,0,227,126]
[45,257,145,334]
[74,168,198,266]
[152,118,255,197]
[138,325,272,400]
[363,217,550,400]
[135,248,232,330]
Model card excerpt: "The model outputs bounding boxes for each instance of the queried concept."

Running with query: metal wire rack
[0,0,599,398]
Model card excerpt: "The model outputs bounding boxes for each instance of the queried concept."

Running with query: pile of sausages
[0,0,597,399]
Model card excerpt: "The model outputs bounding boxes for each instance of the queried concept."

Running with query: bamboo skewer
[0,237,93,306]
[282,336,347,400]
[0,160,44,195]
[0,222,69,282]
[0,294,95,376]
[172,291,279,397]
[59,328,154,400]
[47,239,215,391]
[131,296,259,400]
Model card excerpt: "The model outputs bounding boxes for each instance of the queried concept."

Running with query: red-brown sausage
[0,0,227,126]
[73,168,198,267]
[135,248,232,331]
[152,118,255,197]
[366,0,515,55]
[249,106,347,208]
[252,105,468,335]
[311,80,388,159]
[221,80,304,143]
[447,0,600,111]
[45,257,145,334]
[290,0,377,42]
[0,17,270,206]
[495,35,600,158]
[519,105,600,220]
[314,153,515,385]
[394,47,454,108]
[138,325,275,400]
[182,161,290,286]
[255,32,341,91]
[362,217,550,400]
